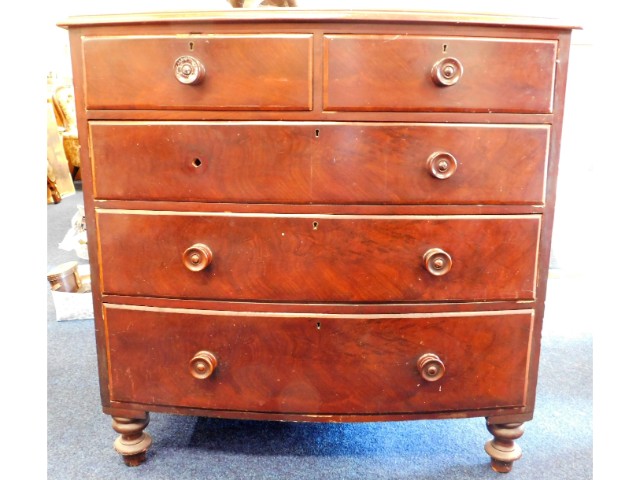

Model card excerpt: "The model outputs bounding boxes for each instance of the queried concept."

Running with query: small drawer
[82,34,313,111]
[105,305,533,414]
[96,212,540,303]
[90,122,549,205]
[324,35,557,113]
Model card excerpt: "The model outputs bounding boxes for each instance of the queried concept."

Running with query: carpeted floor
[47,186,593,479]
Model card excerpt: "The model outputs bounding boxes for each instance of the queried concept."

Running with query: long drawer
[90,122,549,205]
[96,212,540,302]
[82,34,313,110]
[105,305,533,413]
[324,35,557,113]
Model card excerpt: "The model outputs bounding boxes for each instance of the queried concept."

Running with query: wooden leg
[484,420,524,473]
[112,413,152,466]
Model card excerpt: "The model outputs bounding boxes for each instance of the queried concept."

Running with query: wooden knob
[189,351,218,380]
[431,57,463,86]
[183,243,213,272]
[417,353,445,382]
[174,56,205,85]
[427,151,458,179]
[423,248,452,276]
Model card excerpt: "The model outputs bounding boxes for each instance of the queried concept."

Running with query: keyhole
[189,41,194,51]
[316,322,321,330]
[312,221,319,230]
[443,44,447,53]
[315,129,320,138]
[193,158,202,167]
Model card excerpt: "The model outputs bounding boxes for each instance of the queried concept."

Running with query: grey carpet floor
[47,186,592,479]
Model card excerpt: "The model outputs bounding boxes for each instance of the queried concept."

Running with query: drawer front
[106,306,533,413]
[97,212,540,302]
[90,122,549,205]
[325,35,557,113]
[82,35,313,110]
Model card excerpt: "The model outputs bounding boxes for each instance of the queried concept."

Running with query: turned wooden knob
[417,353,445,382]
[182,243,213,272]
[423,248,452,276]
[426,151,458,179]
[174,55,205,85]
[431,57,463,86]
[189,351,218,380]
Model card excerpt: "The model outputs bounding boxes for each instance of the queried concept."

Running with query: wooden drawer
[90,122,549,205]
[96,212,540,302]
[324,35,557,113]
[105,305,533,413]
[82,35,313,110]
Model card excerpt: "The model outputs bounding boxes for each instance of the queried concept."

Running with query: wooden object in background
[51,85,81,180]
[229,0,297,7]
[59,10,577,472]
[46,97,75,203]
[47,172,62,204]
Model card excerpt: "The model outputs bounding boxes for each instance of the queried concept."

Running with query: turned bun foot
[112,413,152,466]
[120,450,148,467]
[484,420,524,473]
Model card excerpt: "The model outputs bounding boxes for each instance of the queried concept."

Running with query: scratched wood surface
[105,305,533,414]
[60,12,575,463]
[324,35,557,113]
[82,34,313,110]
[90,122,549,205]
[96,212,540,303]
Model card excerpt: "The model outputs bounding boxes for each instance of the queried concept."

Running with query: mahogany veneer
[90,122,550,204]
[82,34,313,110]
[96,212,540,302]
[59,9,577,472]
[105,306,534,413]
[324,35,557,113]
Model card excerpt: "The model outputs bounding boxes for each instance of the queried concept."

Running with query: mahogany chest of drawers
[59,10,576,473]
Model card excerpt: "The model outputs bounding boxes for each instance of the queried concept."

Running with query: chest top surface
[58,9,578,29]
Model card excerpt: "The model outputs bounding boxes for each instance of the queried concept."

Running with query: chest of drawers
[59,10,576,473]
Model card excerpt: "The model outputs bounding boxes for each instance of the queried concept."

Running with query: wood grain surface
[58,10,579,30]
[90,122,549,205]
[105,305,533,414]
[82,34,313,110]
[59,11,576,466]
[324,35,557,113]
[96,211,540,302]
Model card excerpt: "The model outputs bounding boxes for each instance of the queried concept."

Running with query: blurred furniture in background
[228,0,297,7]
[47,163,62,204]
[47,97,75,204]
[51,85,81,180]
